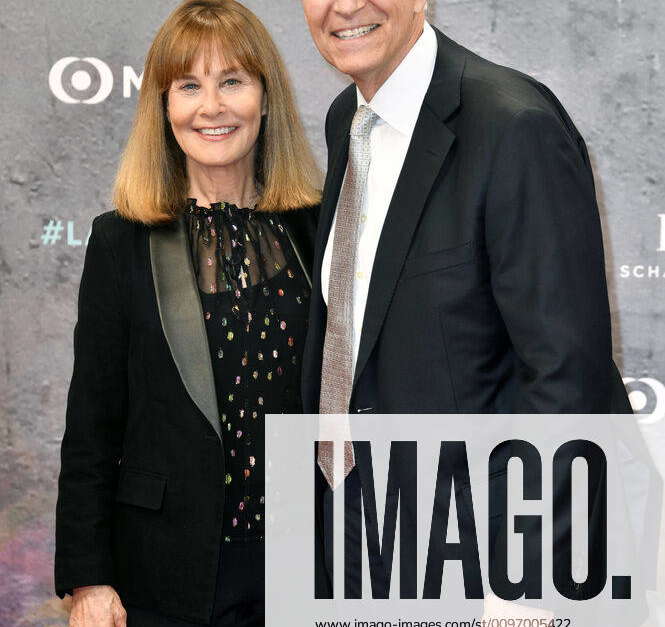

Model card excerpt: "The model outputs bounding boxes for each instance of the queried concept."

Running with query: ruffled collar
[185,197,256,216]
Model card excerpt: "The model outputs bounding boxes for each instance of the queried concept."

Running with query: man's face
[302,0,426,88]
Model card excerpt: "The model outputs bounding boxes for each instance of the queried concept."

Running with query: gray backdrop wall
[1,1,663,624]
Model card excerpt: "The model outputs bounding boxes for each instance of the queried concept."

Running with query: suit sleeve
[324,106,333,156]
[485,107,613,412]
[54,214,128,596]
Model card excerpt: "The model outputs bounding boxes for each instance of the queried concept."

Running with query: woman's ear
[261,92,268,117]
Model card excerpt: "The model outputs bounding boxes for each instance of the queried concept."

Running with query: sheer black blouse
[183,199,311,542]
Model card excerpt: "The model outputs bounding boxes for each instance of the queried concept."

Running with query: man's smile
[332,24,381,40]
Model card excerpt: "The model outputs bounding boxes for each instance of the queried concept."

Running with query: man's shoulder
[324,30,578,141]
[447,33,573,126]
[325,83,356,141]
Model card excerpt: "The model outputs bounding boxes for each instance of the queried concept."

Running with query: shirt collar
[356,21,438,137]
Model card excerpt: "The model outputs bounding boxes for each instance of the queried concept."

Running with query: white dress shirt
[321,21,438,375]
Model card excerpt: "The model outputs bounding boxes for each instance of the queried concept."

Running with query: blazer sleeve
[55,214,128,597]
[485,107,613,412]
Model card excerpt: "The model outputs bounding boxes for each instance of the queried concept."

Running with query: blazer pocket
[115,468,167,511]
[402,240,476,279]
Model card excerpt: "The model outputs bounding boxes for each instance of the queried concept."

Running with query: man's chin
[329,54,380,84]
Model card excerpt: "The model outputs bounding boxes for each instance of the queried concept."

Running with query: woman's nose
[200,88,226,117]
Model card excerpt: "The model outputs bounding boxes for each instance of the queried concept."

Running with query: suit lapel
[353,29,466,388]
[314,113,355,297]
[150,217,222,440]
[302,96,355,412]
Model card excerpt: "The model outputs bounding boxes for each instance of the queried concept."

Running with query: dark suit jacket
[54,205,317,624]
[302,26,631,415]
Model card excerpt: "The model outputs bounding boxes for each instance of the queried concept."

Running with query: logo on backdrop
[40,219,90,247]
[620,214,665,279]
[48,57,142,104]
[623,376,665,425]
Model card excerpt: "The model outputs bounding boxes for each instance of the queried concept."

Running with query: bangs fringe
[155,7,262,90]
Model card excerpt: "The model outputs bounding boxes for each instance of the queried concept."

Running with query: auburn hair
[113,0,321,224]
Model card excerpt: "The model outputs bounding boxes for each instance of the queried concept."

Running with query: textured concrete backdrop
[0,0,663,624]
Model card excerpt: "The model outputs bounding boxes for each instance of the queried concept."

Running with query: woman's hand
[70,585,127,627]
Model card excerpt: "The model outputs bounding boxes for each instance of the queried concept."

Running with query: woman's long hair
[113,0,321,224]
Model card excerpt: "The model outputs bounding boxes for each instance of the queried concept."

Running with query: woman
[54,1,320,625]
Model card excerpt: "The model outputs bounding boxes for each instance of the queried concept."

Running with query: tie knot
[350,105,378,139]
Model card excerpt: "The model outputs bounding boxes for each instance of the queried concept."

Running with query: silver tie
[318,105,378,488]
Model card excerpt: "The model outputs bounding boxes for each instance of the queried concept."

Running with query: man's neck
[354,20,425,103]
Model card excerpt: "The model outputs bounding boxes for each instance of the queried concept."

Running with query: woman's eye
[181,83,199,91]
[223,78,240,87]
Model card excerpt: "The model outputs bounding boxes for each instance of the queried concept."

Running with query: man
[300,0,631,416]
[300,3,640,610]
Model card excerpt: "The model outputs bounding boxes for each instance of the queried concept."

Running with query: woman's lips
[195,126,239,142]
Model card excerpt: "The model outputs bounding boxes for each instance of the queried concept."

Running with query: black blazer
[302,27,631,415]
[54,205,317,623]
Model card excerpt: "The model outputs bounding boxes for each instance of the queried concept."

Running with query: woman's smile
[195,125,240,141]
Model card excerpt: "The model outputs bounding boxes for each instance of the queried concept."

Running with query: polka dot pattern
[184,200,311,540]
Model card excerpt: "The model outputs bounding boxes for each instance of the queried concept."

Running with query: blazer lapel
[353,29,466,388]
[150,217,222,441]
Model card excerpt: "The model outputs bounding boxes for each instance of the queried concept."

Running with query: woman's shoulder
[93,208,150,230]
[279,205,319,244]
[91,209,151,248]
[276,205,320,271]
[277,204,320,232]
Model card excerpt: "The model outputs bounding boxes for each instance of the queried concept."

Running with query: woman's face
[166,50,266,174]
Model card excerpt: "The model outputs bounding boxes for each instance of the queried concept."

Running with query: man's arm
[485,107,613,412]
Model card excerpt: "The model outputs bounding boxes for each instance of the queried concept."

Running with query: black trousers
[126,539,264,626]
